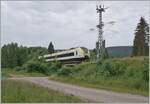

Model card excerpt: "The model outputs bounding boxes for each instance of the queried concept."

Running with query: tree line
[1,43,48,68]
[1,41,55,68]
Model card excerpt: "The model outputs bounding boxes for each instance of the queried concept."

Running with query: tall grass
[1,80,85,103]
[50,57,149,96]
[1,68,46,78]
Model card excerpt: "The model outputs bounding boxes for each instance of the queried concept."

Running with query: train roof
[43,47,88,58]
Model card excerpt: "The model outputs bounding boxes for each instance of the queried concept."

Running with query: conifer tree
[132,17,149,56]
[48,42,54,54]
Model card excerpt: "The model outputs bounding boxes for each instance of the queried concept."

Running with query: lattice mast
[96,5,105,61]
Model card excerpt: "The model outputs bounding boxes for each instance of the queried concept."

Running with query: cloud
[1,1,150,49]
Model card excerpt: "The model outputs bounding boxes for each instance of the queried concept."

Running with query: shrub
[111,61,126,76]
[21,61,47,74]
[100,61,112,77]
[58,67,72,76]
[124,60,148,82]
[45,61,62,74]
[15,66,23,71]
[14,60,62,75]
[99,60,126,77]
[124,67,135,77]
[54,61,62,69]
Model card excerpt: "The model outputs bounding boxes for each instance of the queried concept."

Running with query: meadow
[2,68,46,78]
[1,79,85,103]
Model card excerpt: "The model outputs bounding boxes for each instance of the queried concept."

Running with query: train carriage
[39,47,90,64]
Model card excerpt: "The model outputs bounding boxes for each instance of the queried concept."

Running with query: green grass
[2,69,46,78]
[1,79,85,103]
[49,75,148,96]
[49,57,149,96]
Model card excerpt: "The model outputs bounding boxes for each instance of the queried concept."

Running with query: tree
[17,46,28,66]
[48,42,54,54]
[1,42,48,68]
[1,45,7,68]
[132,17,149,56]
[1,43,19,68]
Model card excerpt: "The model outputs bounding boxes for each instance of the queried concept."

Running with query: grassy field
[2,68,46,78]
[49,57,149,96]
[1,79,85,103]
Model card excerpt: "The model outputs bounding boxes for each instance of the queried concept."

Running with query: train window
[45,52,74,59]
[57,52,74,58]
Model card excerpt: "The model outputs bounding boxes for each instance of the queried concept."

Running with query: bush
[124,60,149,82]
[17,60,47,74]
[58,67,72,76]
[124,67,135,77]
[111,61,126,76]
[16,60,62,75]
[44,61,62,74]
[100,61,112,77]
[99,60,126,77]
[26,61,46,73]
[15,66,23,71]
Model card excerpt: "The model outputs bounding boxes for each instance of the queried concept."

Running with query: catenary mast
[96,5,106,61]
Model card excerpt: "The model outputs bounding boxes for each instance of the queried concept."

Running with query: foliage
[58,67,73,76]
[1,43,21,68]
[23,61,46,73]
[27,46,48,60]
[100,60,126,77]
[2,80,84,103]
[1,43,48,68]
[48,42,54,54]
[50,57,149,96]
[48,61,62,74]
[132,17,149,56]
[13,60,62,76]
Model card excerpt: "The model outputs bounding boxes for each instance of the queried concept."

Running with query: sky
[1,1,150,49]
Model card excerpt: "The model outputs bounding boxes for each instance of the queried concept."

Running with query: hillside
[107,46,132,57]
[49,57,149,96]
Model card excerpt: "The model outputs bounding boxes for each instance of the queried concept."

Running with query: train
[39,47,90,64]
